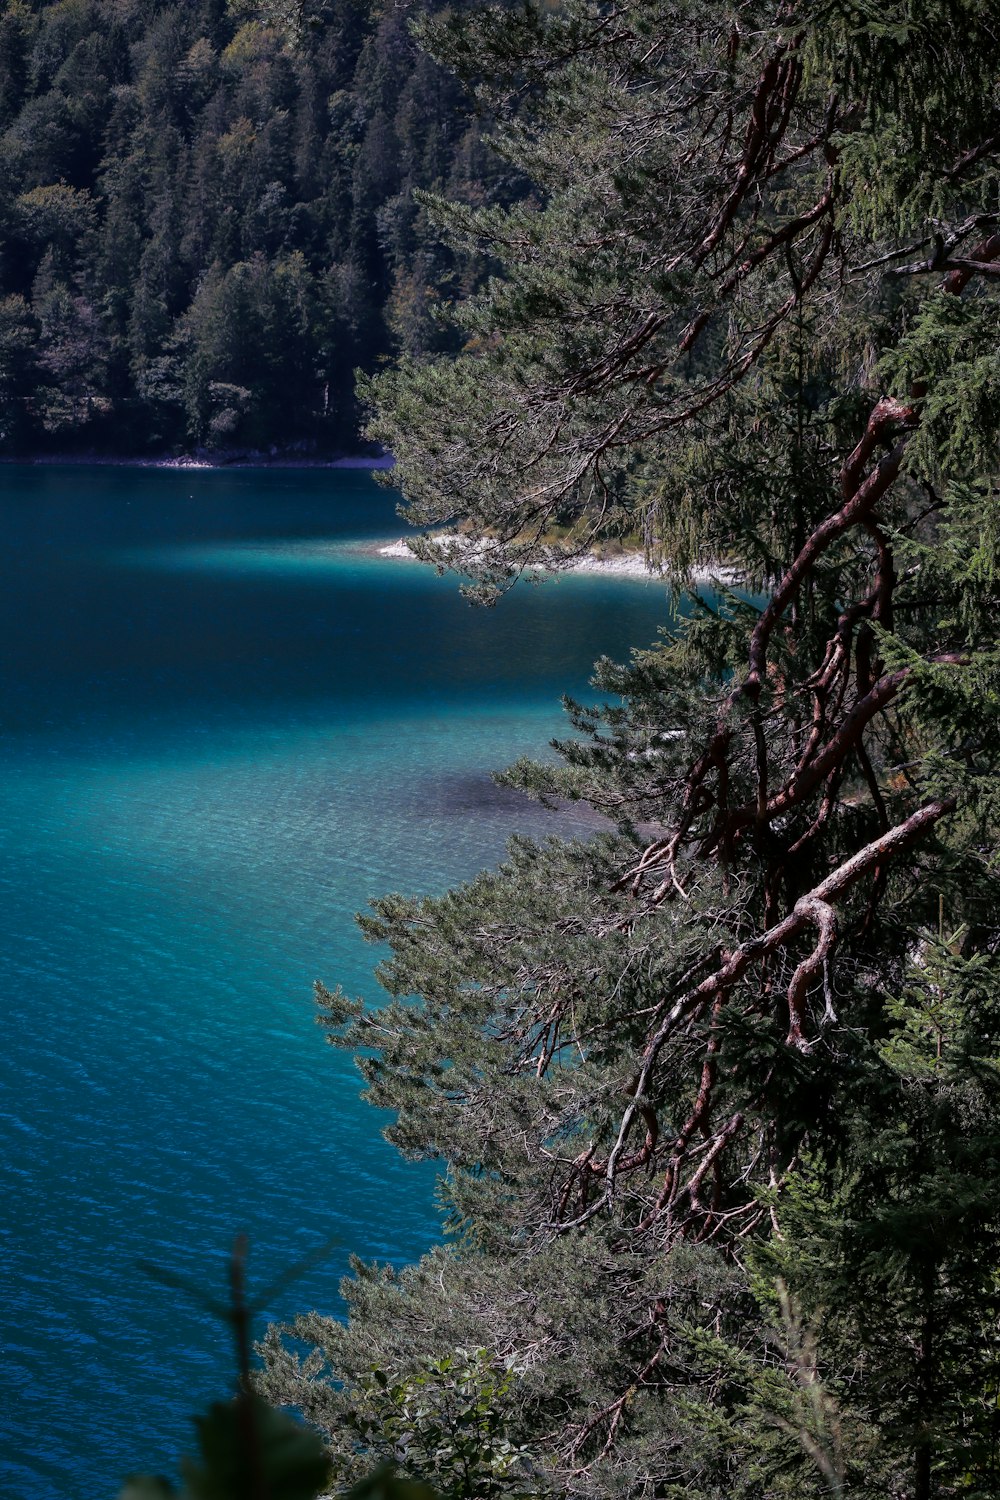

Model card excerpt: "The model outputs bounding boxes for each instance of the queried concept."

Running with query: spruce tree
[263,3,1000,1496]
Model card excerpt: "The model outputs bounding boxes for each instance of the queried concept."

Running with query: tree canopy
[262,3,1000,1497]
[0,0,515,455]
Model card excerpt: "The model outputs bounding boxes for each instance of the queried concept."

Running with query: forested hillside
[0,0,506,455]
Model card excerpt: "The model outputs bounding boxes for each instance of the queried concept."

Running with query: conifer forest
[0,0,504,453]
[8,2,1000,1498]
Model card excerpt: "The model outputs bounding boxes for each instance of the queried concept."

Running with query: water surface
[0,465,675,1496]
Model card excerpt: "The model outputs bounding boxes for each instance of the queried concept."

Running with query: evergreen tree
[263,3,1000,1496]
[0,292,39,447]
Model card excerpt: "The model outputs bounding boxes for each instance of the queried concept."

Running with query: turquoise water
[0,465,674,1497]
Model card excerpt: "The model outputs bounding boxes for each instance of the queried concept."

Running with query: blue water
[0,465,674,1497]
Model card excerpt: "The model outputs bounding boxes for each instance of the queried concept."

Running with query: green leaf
[180,1395,330,1500]
[118,1479,176,1500]
[343,1462,440,1500]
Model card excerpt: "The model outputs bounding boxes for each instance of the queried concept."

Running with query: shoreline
[7,456,736,583]
[372,535,740,585]
[0,451,395,471]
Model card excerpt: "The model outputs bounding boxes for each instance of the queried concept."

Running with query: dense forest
[0,0,509,456]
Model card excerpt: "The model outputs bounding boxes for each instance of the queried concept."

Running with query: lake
[0,464,676,1497]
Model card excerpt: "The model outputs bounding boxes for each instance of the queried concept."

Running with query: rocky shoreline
[374,535,740,585]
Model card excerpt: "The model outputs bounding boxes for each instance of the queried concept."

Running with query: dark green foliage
[120,1395,332,1500]
[118,1388,460,1500]
[0,0,516,454]
[335,1349,540,1499]
[260,2,1000,1497]
[118,1237,449,1500]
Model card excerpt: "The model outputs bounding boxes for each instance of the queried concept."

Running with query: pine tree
[264,3,1000,1496]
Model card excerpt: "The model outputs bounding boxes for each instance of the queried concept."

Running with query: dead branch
[550,799,954,1233]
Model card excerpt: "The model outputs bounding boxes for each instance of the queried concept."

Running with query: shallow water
[0,465,675,1496]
